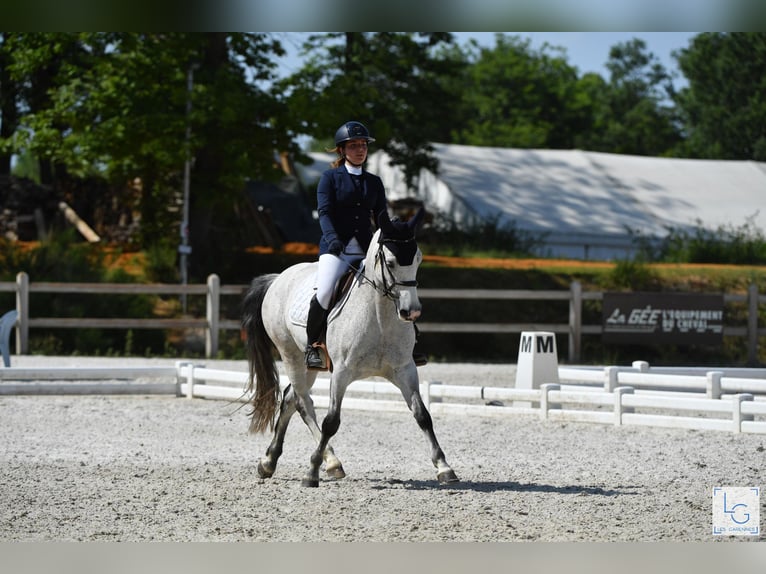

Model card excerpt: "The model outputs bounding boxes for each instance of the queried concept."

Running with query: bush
[604,259,661,291]
[2,231,165,356]
[635,219,766,264]
[420,212,545,258]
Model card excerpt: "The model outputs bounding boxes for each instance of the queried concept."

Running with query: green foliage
[144,240,179,283]
[1,228,105,282]
[279,32,464,185]
[674,33,766,161]
[452,34,590,150]
[1,232,165,356]
[3,31,761,268]
[604,259,661,291]
[577,38,682,156]
[0,32,295,277]
[9,149,40,182]
[421,212,545,258]
[638,219,766,265]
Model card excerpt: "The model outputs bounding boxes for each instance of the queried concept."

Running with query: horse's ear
[377,209,394,235]
[408,207,426,233]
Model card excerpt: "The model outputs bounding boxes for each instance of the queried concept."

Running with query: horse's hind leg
[302,371,352,487]
[282,361,345,479]
[257,382,344,480]
[292,386,345,479]
[257,385,296,478]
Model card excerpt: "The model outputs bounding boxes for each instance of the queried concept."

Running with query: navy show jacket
[316,165,388,256]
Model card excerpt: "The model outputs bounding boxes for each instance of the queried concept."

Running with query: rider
[305,120,426,369]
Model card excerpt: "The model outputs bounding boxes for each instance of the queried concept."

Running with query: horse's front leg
[395,365,459,485]
[302,370,352,487]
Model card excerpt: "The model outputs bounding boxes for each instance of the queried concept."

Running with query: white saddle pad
[288,266,363,327]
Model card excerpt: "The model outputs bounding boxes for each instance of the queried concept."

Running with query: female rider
[305,120,425,369]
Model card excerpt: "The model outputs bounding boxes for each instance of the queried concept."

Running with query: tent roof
[300,144,766,259]
[422,143,766,235]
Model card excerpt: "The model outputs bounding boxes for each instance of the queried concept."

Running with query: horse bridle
[347,238,419,301]
[374,238,419,301]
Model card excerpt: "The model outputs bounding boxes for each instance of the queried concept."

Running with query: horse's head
[374,207,426,322]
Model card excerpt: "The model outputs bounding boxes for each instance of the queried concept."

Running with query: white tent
[297,144,766,260]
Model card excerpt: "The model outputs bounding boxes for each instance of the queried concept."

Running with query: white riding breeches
[315,237,365,309]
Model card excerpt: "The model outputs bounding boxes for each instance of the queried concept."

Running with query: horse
[240,207,459,487]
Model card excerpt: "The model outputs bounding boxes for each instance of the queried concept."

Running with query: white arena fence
[1,360,765,435]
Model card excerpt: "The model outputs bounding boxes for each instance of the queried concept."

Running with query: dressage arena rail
[2,272,765,363]
[1,361,765,435]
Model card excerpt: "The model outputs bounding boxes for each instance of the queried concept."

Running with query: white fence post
[604,366,619,392]
[613,386,634,426]
[540,383,560,420]
[632,360,649,372]
[706,371,723,399]
[732,393,754,433]
[420,380,439,409]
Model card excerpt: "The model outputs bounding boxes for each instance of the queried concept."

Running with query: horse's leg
[393,365,459,485]
[301,370,353,487]
[292,387,346,479]
[257,384,296,478]
[282,361,345,479]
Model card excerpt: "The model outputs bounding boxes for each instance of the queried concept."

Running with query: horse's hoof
[325,465,346,479]
[301,478,320,488]
[257,460,274,479]
[437,469,459,484]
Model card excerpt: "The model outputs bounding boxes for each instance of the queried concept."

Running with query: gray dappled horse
[241,208,458,487]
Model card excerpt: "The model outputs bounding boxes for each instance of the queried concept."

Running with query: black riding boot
[305,295,328,370]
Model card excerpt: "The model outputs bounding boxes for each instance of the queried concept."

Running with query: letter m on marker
[537,335,554,353]
[521,335,532,353]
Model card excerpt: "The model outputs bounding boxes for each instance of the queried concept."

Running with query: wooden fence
[1,272,764,362]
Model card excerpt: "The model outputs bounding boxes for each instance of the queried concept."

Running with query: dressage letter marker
[514,331,560,407]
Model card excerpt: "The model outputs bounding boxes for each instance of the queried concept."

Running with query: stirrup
[305,345,325,370]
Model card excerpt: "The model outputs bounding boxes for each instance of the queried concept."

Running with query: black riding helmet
[334,121,376,146]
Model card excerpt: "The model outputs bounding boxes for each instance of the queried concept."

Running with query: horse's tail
[241,273,280,434]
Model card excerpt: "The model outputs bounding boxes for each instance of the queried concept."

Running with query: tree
[450,34,590,150]
[674,33,766,161]
[578,38,683,156]
[279,32,463,185]
[0,33,20,176]
[1,33,86,180]
[1,33,294,277]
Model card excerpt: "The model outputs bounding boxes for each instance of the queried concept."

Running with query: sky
[454,32,698,79]
[274,32,699,89]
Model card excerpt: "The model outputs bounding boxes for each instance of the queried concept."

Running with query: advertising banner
[602,292,724,345]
